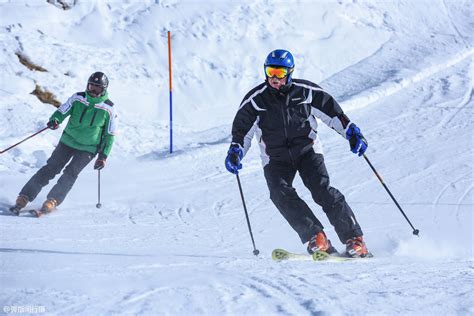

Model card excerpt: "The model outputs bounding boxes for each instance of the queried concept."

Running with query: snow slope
[0,0,473,315]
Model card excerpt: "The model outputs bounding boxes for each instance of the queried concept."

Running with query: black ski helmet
[87,72,108,97]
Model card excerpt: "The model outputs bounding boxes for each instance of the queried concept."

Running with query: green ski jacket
[50,91,118,158]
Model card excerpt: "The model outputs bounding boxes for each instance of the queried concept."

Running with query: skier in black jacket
[225,49,371,257]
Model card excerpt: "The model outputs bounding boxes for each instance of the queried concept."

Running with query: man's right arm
[49,93,80,124]
[226,99,259,174]
[231,100,259,150]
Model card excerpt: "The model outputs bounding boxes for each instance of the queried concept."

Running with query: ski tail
[8,206,21,216]
[26,209,56,218]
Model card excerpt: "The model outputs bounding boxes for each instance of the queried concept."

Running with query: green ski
[272,248,361,262]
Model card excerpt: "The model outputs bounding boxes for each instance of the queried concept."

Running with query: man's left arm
[94,108,118,170]
[310,89,352,137]
[311,89,367,156]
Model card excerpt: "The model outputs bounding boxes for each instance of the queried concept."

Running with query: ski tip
[272,248,290,261]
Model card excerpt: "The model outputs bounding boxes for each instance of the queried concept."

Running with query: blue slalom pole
[169,90,173,154]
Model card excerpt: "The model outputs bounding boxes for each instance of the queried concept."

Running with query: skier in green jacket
[10,72,118,216]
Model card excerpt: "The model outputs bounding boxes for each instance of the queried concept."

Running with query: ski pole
[0,126,49,154]
[363,154,419,236]
[96,170,102,209]
[236,173,260,256]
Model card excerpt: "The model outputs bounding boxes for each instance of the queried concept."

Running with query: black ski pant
[263,149,363,244]
[20,142,95,205]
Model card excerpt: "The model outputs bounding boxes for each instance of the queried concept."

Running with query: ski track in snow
[1,0,474,315]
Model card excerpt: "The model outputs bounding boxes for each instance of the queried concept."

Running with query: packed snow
[0,0,473,315]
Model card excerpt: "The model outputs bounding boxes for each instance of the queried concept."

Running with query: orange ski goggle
[265,66,292,79]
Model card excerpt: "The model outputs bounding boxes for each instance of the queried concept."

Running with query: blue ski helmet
[264,49,295,84]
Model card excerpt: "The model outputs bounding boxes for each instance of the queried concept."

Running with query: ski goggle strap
[265,66,292,79]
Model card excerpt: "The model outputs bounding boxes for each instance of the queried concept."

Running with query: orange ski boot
[307,231,337,255]
[346,236,372,258]
[31,198,57,217]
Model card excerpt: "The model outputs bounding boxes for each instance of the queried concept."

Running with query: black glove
[47,119,59,130]
[94,159,106,170]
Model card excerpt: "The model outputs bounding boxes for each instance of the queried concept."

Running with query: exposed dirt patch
[15,53,61,107]
[15,52,47,72]
[31,85,61,107]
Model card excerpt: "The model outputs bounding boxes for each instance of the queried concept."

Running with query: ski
[272,248,349,262]
[28,209,44,218]
[6,206,36,217]
[272,248,314,261]
[1,205,55,218]
[272,248,372,262]
[25,208,55,218]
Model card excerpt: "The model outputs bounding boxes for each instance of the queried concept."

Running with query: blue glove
[225,144,243,174]
[346,123,368,156]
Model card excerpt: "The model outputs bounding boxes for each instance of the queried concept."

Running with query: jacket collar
[85,91,108,105]
[266,81,292,96]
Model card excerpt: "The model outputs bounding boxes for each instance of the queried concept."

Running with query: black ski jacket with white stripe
[231,79,352,166]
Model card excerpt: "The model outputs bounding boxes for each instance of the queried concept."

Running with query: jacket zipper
[280,93,295,166]
[90,109,98,126]
[79,106,88,123]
